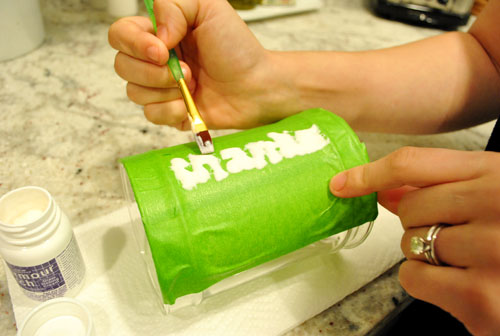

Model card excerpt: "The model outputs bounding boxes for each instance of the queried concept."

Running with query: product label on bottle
[7,235,85,301]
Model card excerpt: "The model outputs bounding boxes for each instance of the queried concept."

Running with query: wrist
[250,51,306,125]
[254,50,362,128]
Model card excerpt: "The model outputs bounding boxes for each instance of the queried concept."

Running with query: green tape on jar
[120,108,378,304]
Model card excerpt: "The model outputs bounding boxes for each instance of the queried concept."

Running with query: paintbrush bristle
[195,130,214,154]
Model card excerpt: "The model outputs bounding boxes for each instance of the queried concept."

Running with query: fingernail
[331,172,347,192]
[146,46,159,63]
[157,25,168,46]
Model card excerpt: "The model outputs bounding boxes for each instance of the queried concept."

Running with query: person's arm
[271,0,500,134]
[330,146,500,335]
[325,6,500,335]
[109,0,500,134]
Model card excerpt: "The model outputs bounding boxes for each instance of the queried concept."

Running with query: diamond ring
[410,223,447,265]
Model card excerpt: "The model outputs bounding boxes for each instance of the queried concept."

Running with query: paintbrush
[144,0,214,154]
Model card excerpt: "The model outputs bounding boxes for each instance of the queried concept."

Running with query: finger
[377,186,417,214]
[126,83,182,105]
[400,226,436,264]
[399,260,468,308]
[108,16,169,65]
[172,118,191,131]
[401,225,469,267]
[435,223,500,268]
[154,0,241,50]
[330,147,482,198]
[114,52,191,88]
[399,261,500,335]
[398,175,500,229]
[397,181,476,228]
[403,223,500,268]
[153,0,201,48]
[144,99,187,126]
[154,0,196,49]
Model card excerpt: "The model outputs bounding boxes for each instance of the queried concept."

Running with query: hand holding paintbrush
[143,0,214,154]
[109,0,276,132]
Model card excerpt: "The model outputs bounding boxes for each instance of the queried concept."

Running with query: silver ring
[410,224,447,265]
[429,224,445,265]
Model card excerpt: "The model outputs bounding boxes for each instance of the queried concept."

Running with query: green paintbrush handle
[144,0,184,82]
[167,50,184,82]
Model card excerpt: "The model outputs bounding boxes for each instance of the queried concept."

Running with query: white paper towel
[7,204,404,335]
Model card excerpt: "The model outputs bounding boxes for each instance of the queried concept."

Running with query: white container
[0,0,45,62]
[17,297,95,336]
[0,186,86,302]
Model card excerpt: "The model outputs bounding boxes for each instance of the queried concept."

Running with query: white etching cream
[170,125,330,190]
[0,187,86,302]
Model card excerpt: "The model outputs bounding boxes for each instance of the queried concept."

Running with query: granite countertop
[0,0,493,335]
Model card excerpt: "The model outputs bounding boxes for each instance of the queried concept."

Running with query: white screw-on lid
[17,298,94,336]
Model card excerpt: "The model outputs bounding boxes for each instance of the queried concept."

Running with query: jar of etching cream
[0,186,85,302]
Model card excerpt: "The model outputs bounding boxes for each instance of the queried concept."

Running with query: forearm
[267,31,500,134]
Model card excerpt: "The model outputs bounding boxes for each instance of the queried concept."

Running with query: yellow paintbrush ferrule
[177,78,208,134]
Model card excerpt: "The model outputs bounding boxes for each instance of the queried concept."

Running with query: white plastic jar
[0,186,85,302]
[0,0,45,62]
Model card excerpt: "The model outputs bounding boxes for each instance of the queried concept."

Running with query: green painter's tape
[121,108,378,304]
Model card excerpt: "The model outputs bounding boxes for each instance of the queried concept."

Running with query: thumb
[153,0,199,48]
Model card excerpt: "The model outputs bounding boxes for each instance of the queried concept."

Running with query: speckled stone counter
[0,0,493,335]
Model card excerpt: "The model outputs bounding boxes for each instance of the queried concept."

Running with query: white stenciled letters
[220,148,256,173]
[171,154,228,190]
[170,125,330,190]
[245,141,283,169]
[295,125,330,154]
